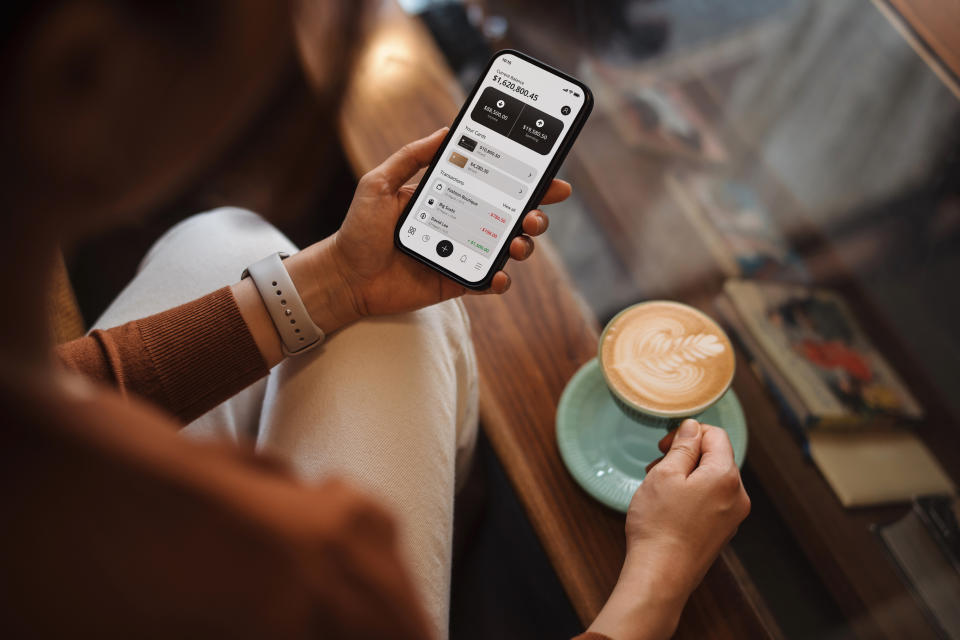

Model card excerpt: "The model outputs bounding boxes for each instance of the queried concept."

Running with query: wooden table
[327,2,782,637]
[879,0,960,95]
[483,2,959,638]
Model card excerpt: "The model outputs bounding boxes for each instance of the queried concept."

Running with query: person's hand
[629,419,750,594]
[327,127,571,317]
[587,419,750,640]
[237,129,571,365]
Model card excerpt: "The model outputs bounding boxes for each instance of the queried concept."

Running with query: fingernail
[677,419,700,438]
[538,216,546,233]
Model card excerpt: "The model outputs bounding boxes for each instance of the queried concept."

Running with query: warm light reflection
[356,24,417,81]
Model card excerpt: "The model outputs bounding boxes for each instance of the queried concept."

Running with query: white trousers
[92,207,479,640]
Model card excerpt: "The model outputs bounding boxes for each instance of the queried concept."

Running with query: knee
[139,207,297,274]
[190,206,263,226]
[155,207,267,246]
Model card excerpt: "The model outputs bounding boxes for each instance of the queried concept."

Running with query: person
[0,2,750,639]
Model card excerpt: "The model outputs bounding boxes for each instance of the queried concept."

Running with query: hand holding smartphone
[394,50,592,289]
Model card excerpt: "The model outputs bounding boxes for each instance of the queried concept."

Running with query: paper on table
[809,429,956,508]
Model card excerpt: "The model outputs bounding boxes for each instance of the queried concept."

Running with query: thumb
[367,127,448,193]
[654,419,703,477]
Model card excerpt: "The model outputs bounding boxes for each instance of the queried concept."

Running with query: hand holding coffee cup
[584,302,749,640]
[555,299,747,513]
[599,301,735,429]
[588,418,751,639]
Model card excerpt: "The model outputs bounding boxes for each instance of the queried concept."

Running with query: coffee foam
[601,302,734,415]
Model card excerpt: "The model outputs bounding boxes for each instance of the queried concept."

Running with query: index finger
[658,429,676,454]
[691,425,736,475]
[539,179,571,205]
[370,128,448,193]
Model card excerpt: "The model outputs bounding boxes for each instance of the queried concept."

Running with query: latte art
[613,319,725,403]
[601,302,735,415]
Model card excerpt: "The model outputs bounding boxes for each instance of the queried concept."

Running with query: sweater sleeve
[56,287,268,423]
[2,390,435,639]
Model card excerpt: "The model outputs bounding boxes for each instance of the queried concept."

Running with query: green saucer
[556,358,748,513]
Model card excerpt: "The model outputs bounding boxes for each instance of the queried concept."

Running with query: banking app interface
[399,53,586,282]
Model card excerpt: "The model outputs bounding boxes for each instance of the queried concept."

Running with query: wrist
[284,235,362,335]
[587,550,688,640]
[233,239,361,368]
[623,542,697,601]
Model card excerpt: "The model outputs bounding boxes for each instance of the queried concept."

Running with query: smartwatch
[241,252,325,356]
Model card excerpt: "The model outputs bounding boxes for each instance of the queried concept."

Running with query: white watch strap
[242,252,325,356]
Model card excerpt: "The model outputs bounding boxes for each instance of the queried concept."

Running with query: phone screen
[395,51,590,287]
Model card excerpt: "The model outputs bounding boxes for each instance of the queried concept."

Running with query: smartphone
[393,49,593,290]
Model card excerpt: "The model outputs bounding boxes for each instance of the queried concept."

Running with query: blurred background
[24,0,959,638]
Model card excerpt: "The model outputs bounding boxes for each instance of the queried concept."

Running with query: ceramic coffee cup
[598,300,736,429]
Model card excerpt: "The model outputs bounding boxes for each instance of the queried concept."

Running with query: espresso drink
[600,301,735,416]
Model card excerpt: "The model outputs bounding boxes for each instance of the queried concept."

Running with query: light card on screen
[394,50,593,290]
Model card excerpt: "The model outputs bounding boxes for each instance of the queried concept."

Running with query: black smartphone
[393,49,593,290]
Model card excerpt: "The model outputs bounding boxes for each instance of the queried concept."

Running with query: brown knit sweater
[0,287,610,639]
